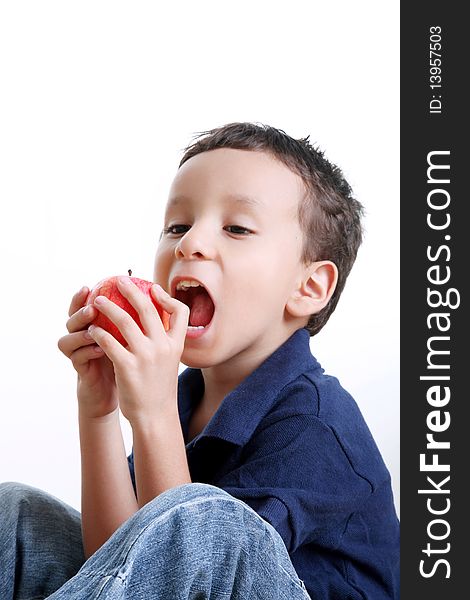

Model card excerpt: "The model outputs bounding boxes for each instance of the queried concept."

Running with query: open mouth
[175,285,215,328]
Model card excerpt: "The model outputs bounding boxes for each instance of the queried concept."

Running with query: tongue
[189,290,214,327]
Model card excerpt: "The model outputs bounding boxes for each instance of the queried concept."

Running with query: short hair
[178,122,364,336]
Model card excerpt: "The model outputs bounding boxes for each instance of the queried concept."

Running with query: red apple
[85,275,170,346]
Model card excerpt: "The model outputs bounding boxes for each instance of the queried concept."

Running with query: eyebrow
[166,193,264,211]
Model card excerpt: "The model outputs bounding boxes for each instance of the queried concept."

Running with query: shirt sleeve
[214,413,373,554]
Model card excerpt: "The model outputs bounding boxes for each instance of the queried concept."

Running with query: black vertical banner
[401,2,467,598]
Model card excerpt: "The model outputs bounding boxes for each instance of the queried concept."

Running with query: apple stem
[128,269,132,276]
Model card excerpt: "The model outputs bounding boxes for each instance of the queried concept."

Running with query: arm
[79,409,139,559]
[57,287,139,559]
[86,279,192,509]
[131,407,191,508]
[59,283,190,558]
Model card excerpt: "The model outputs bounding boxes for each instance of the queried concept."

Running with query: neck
[199,326,297,411]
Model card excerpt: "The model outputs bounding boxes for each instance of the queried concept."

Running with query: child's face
[154,148,308,368]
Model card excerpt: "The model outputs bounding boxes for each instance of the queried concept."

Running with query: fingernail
[95,296,107,304]
[84,330,93,340]
[83,305,92,316]
[88,325,95,333]
[119,276,131,285]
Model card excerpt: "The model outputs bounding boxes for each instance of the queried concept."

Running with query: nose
[175,225,215,261]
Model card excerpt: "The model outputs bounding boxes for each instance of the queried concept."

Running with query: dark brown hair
[178,122,364,336]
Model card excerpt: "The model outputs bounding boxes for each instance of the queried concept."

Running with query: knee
[0,482,34,524]
[0,481,57,516]
[143,482,268,540]
[92,485,275,593]
[157,481,233,506]
[0,481,35,502]
[0,481,25,493]
[124,485,274,569]
[119,483,273,554]
[0,481,47,500]
[141,482,240,522]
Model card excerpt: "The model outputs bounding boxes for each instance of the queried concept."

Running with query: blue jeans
[0,481,310,599]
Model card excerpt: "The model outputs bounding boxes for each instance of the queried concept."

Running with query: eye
[225,225,253,235]
[162,224,190,235]
[162,224,253,236]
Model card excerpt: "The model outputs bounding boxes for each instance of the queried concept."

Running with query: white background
[0,1,399,514]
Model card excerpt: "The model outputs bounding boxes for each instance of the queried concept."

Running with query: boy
[0,122,399,599]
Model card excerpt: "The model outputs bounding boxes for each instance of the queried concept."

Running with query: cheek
[229,246,282,290]
[228,263,274,308]
[153,246,172,283]
[239,249,298,304]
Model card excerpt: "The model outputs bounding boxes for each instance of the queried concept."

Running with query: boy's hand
[58,287,118,419]
[85,277,189,426]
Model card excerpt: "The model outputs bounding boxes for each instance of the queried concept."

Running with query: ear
[286,261,338,319]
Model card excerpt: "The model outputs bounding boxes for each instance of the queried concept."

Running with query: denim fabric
[0,481,311,599]
[0,482,86,599]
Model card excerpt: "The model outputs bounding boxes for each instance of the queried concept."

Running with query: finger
[115,277,162,340]
[87,324,129,365]
[91,294,142,350]
[69,344,105,372]
[151,284,190,341]
[58,329,99,359]
[68,286,89,318]
[66,303,98,334]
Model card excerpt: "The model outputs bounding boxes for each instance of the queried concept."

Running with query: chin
[180,353,214,370]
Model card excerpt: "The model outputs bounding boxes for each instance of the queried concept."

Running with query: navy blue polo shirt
[127,327,400,599]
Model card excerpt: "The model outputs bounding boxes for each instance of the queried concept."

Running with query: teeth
[176,279,204,291]
[187,325,205,329]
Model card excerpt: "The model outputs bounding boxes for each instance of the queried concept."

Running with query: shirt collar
[178,327,320,447]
